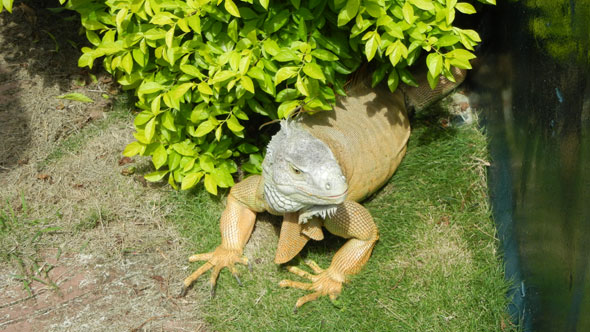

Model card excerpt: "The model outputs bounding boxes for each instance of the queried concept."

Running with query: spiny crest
[264,119,319,168]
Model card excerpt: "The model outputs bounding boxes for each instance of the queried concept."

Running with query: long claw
[209,283,216,298]
[178,285,190,298]
[209,265,222,288]
[233,273,243,286]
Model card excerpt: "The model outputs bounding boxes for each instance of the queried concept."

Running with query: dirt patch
[0,3,206,331]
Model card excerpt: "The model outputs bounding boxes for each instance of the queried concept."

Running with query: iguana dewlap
[181,69,465,309]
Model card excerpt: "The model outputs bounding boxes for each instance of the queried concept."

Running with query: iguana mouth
[297,187,348,202]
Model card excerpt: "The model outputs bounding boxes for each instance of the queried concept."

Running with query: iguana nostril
[325,183,331,190]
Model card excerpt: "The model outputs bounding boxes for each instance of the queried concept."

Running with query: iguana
[180,67,466,309]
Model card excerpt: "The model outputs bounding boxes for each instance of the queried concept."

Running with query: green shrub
[63,0,492,194]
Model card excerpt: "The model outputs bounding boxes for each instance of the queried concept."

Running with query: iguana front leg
[279,201,378,309]
[180,175,264,296]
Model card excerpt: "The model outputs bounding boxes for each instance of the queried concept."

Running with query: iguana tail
[402,66,467,112]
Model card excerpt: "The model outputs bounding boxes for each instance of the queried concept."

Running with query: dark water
[472,0,590,331]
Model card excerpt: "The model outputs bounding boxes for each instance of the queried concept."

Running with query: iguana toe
[181,246,249,296]
[279,260,344,309]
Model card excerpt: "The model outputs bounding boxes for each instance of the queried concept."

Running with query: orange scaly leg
[279,201,379,310]
[180,177,262,297]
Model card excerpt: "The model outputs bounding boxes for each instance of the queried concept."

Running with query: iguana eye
[290,164,302,175]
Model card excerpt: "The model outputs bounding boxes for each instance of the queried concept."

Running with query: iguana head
[262,120,348,218]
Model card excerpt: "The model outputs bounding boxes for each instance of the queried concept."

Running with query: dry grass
[0,6,210,329]
[0,105,209,330]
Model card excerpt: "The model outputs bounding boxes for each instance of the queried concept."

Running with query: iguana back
[300,67,465,202]
[300,81,410,202]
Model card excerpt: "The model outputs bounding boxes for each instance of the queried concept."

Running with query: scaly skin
[181,69,465,308]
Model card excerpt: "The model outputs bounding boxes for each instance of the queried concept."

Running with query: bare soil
[0,2,207,331]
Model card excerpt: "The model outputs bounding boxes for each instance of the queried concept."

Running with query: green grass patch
[168,107,515,332]
[0,195,62,295]
[74,207,112,231]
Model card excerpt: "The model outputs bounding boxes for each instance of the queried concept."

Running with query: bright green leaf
[187,15,201,34]
[241,76,255,93]
[166,26,175,48]
[121,52,133,74]
[427,71,439,89]
[144,170,168,182]
[302,63,326,81]
[211,70,236,84]
[364,31,380,62]
[263,39,280,56]
[276,88,299,102]
[152,144,168,169]
[275,66,299,85]
[212,166,235,187]
[311,49,339,61]
[455,2,476,14]
[181,172,204,190]
[198,82,213,95]
[150,12,178,26]
[411,0,435,11]
[162,111,176,131]
[337,0,360,26]
[402,2,415,24]
[180,64,203,78]
[134,110,154,126]
[227,115,245,132]
[151,95,161,114]
[195,120,216,137]
[228,19,238,42]
[296,75,308,96]
[224,0,241,17]
[278,100,300,118]
[139,82,164,95]
[387,69,400,92]
[56,92,94,103]
[123,141,144,157]
[204,173,218,195]
[274,49,300,62]
[145,117,156,142]
[172,141,197,156]
[426,53,443,77]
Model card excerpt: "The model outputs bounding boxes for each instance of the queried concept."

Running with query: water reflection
[474,0,590,330]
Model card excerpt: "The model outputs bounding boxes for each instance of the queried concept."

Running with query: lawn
[169,105,516,332]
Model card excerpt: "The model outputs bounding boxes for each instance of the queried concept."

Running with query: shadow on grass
[410,103,459,146]
[0,0,88,90]
[0,1,93,170]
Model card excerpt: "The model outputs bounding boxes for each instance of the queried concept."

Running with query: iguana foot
[278,259,345,310]
[180,246,249,297]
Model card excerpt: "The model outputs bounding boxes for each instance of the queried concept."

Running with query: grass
[168,106,517,331]
[0,195,62,295]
